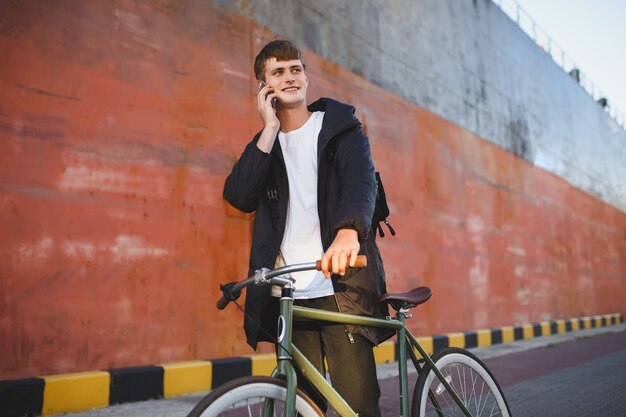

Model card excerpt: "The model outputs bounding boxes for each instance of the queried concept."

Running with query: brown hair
[254,40,306,81]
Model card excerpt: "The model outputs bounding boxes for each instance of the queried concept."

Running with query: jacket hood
[308,97,361,147]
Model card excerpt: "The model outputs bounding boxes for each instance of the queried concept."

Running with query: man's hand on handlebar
[320,228,359,279]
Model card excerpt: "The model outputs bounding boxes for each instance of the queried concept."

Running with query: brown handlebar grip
[315,255,367,271]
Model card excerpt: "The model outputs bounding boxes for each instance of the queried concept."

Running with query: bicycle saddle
[379,287,432,311]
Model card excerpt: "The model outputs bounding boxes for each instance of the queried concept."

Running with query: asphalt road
[63,324,626,417]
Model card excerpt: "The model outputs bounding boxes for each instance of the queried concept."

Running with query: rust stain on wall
[1,0,625,379]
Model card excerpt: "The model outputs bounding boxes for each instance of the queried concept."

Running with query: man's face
[261,58,308,108]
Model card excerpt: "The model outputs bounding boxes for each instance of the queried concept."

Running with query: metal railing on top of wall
[493,0,624,129]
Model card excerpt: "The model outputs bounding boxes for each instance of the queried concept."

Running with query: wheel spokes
[426,363,504,417]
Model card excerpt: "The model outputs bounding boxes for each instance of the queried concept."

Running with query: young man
[223,40,392,417]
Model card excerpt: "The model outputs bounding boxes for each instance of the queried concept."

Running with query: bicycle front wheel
[187,376,324,417]
[413,347,511,417]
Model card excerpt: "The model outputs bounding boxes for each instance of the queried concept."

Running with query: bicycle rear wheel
[413,347,511,417]
[187,376,324,417]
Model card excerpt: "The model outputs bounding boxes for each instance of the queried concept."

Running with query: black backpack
[372,172,395,239]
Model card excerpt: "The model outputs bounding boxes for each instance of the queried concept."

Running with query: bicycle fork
[270,285,298,417]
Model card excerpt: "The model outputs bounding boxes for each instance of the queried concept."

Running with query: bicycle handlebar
[216,255,367,310]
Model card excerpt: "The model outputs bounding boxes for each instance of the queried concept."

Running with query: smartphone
[260,81,276,108]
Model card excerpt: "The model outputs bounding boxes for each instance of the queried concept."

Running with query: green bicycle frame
[270,291,473,417]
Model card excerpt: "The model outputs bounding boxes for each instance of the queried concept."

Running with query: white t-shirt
[278,111,334,299]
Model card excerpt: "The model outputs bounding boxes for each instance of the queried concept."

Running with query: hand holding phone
[256,81,280,154]
[257,81,280,135]
[260,81,277,108]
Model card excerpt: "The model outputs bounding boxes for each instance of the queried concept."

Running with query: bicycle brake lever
[219,282,242,302]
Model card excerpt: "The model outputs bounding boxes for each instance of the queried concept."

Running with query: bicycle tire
[186,376,324,417]
[412,347,511,417]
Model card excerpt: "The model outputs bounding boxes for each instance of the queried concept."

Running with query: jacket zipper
[333,294,355,344]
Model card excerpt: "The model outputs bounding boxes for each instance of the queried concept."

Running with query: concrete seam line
[0,313,623,416]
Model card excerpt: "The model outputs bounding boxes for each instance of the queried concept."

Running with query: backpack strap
[372,172,396,239]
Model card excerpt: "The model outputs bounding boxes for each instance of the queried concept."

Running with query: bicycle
[188,256,511,417]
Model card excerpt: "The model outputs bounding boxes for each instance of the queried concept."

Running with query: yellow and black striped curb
[1,313,622,416]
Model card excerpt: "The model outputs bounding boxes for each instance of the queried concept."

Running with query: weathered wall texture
[1,0,625,379]
[220,0,626,213]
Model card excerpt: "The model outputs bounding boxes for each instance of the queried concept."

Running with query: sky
[508,0,626,125]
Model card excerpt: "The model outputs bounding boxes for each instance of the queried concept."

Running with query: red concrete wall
[1,0,625,379]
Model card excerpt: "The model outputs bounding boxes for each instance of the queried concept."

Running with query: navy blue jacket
[224,97,392,348]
